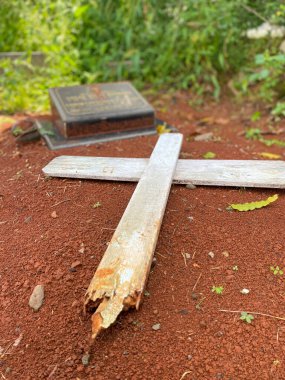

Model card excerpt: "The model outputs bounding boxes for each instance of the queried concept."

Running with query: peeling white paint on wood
[43,156,285,188]
[83,133,183,338]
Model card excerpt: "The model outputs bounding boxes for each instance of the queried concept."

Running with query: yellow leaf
[156,124,171,134]
[258,152,281,160]
[203,151,216,159]
[230,194,278,212]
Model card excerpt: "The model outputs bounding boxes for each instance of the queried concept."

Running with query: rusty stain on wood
[84,133,182,339]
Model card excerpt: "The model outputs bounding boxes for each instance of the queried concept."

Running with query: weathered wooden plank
[43,156,285,188]
[84,133,183,339]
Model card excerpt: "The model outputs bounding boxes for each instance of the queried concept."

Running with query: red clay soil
[1,94,285,380]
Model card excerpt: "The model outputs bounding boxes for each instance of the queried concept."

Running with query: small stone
[51,211,58,219]
[191,292,198,300]
[222,251,229,258]
[29,285,44,311]
[194,132,213,142]
[187,355,193,360]
[152,323,161,331]
[208,251,215,259]
[185,253,191,259]
[153,309,158,315]
[179,309,189,315]
[151,257,157,268]
[186,183,196,189]
[82,353,90,366]
[78,243,85,254]
[123,351,129,356]
[187,216,194,222]
[240,288,250,295]
[71,260,82,269]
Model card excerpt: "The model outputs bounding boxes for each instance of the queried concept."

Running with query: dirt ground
[1,93,285,380]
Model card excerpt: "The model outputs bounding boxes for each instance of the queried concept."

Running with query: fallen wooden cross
[46,133,182,339]
[42,135,285,339]
[43,156,285,188]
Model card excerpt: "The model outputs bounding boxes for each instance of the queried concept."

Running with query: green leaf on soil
[229,194,278,212]
[203,151,216,159]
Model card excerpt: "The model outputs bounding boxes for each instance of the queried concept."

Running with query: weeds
[270,266,284,276]
[211,285,224,295]
[240,312,254,323]
[1,1,285,112]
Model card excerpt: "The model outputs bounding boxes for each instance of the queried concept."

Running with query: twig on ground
[180,371,192,380]
[181,251,187,267]
[192,273,202,291]
[51,199,71,207]
[156,252,167,259]
[220,309,285,321]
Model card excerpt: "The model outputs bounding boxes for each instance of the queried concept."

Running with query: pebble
[222,251,229,258]
[179,309,189,315]
[208,251,215,259]
[51,211,58,219]
[186,183,196,189]
[70,260,82,269]
[29,285,44,311]
[241,288,250,294]
[151,257,157,268]
[152,323,161,331]
[187,355,193,360]
[81,353,90,366]
[194,132,213,141]
[191,292,198,300]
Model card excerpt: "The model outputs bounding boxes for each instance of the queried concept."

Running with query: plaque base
[35,119,177,150]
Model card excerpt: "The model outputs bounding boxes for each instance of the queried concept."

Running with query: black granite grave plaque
[49,82,155,138]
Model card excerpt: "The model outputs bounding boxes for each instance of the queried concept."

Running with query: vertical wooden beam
[84,133,183,339]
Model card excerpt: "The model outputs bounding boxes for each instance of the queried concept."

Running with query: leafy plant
[92,201,101,208]
[250,111,261,122]
[240,311,254,324]
[229,194,278,211]
[245,128,262,140]
[270,265,284,276]
[211,285,224,295]
[1,1,284,112]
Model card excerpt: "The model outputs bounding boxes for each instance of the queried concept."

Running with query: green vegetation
[1,1,285,113]
[270,265,284,276]
[211,285,224,295]
[240,312,254,323]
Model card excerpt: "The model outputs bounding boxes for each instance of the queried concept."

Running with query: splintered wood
[84,134,183,339]
[43,157,285,188]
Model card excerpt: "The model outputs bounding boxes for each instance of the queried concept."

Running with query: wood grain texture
[43,156,285,188]
[84,133,183,338]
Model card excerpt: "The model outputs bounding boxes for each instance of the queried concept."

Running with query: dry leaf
[258,152,281,160]
[156,124,171,134]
